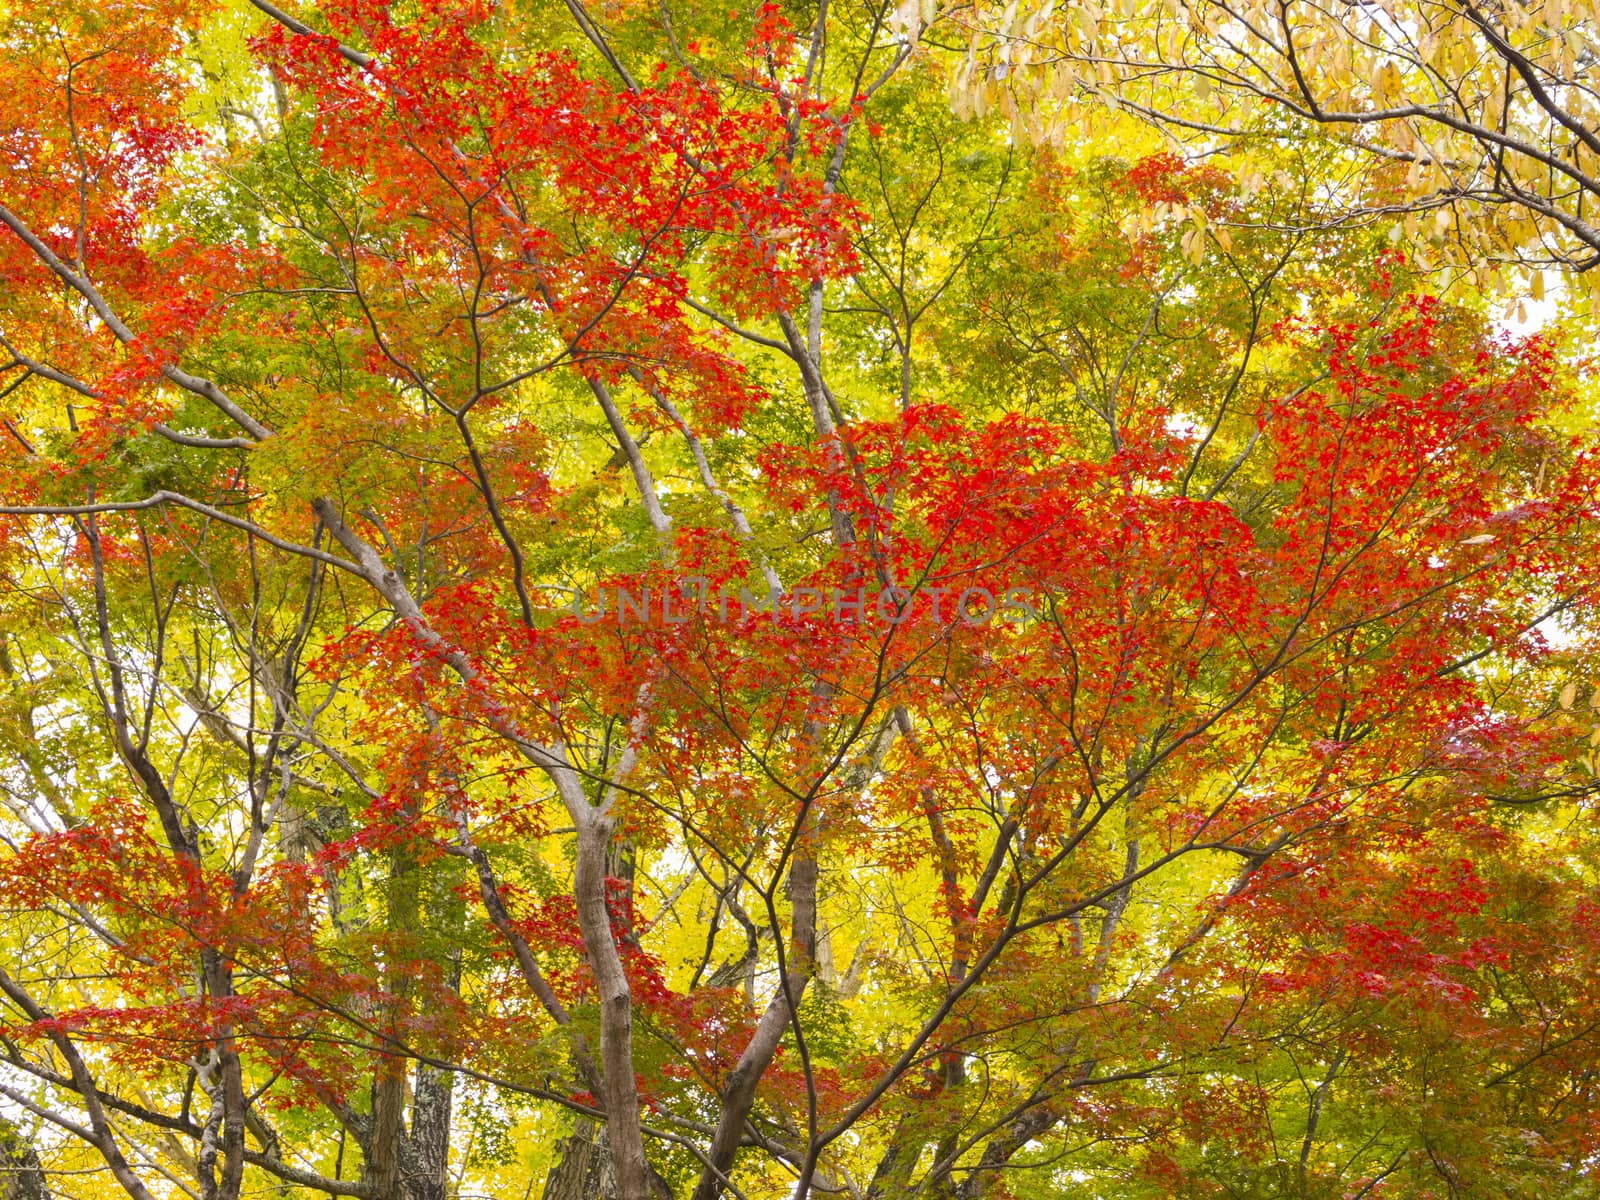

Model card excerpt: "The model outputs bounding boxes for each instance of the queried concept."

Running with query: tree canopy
[957,0,1600,284]
[1,2,1599,1199]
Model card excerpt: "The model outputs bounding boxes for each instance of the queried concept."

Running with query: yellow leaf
[1374,58,1402,102]
[1561,681,1579,709]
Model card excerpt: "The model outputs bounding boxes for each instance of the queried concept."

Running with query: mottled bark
[409,1062,454,1200]
[541,1120,614,1200]
[367,1059,406,1200]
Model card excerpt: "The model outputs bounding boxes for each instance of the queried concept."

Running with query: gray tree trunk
[408,1062,454,1200]
[541,1120,614,1200]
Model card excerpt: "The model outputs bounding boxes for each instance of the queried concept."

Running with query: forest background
[2,0,1600,1198]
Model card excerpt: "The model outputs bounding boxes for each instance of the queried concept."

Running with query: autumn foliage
[1,2,1599,1200]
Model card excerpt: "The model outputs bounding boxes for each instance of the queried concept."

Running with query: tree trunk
[0,1118,49,1200]
[572,813,651,1200]
[541,1120,614,1200]
[409,1061,454,1200]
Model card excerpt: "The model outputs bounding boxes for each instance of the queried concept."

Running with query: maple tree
[1,2,1599,1200]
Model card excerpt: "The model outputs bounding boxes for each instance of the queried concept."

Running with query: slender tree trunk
[572,815,651,1200]
[368,838,415,1199]
[409,1059,454,1200]
[689,830,818,1200]
[368,1058,407,1200]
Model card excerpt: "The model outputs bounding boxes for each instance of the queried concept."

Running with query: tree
[1,1,1599,1199]
[951,0,1600,287]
